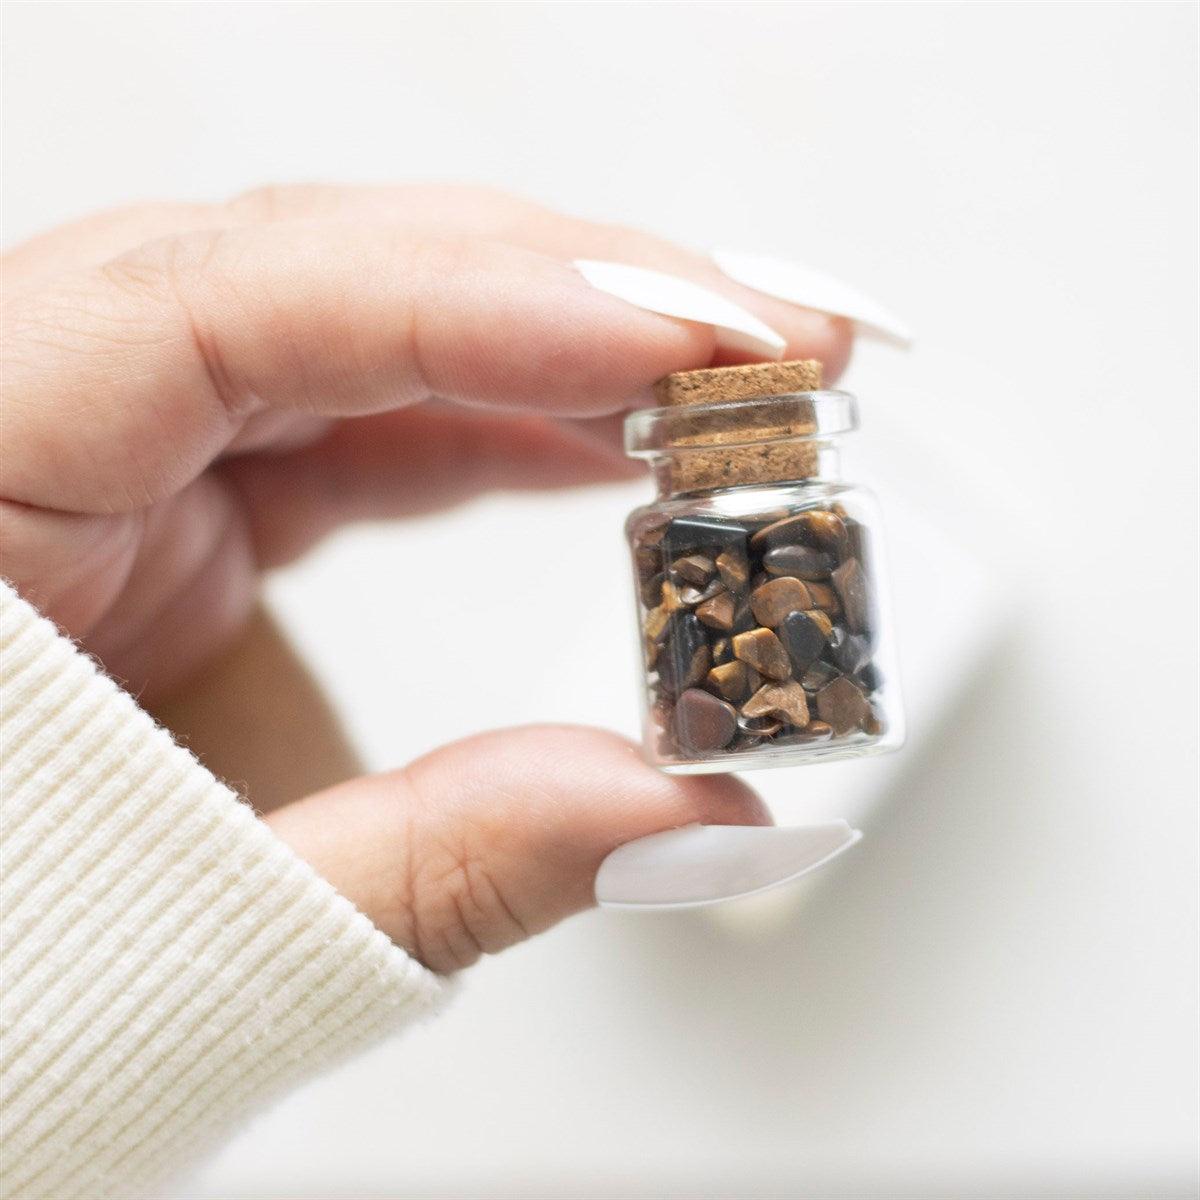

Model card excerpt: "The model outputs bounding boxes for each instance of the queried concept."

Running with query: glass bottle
[624,363,903,774]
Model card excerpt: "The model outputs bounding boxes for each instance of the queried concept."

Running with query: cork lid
[627,359,855,493]
[653,359,822,407]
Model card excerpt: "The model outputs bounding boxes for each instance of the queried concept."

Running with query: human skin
[0,183,853,972]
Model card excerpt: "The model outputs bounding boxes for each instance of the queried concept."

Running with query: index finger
[0,223,705,513]
[2,222,735,513]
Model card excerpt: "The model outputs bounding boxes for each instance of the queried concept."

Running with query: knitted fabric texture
[0,582,442,1199]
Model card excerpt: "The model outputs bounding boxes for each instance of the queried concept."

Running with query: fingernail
[711,248,913,346]
[573,259,787,361]
[595,820,862,910]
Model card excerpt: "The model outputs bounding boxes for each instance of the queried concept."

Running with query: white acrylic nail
[573,259,787,360]
[595,820,862,910]
[711,248,913,346]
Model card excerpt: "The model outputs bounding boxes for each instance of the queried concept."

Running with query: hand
[1,183,852,971]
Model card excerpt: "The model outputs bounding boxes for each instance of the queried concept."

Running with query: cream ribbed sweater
[0,582,444,1200]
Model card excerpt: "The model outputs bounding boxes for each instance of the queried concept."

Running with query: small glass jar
[624,377,904,774]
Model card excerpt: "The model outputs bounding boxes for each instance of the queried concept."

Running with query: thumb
[264,725,769,973]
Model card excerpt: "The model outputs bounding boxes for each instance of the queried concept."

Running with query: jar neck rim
[624,389,858,458]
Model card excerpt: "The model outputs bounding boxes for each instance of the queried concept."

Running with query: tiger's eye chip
[831,558,873,635]
[749,577,814,626]
[763,544,834,580]
[706,660,754,703]
[741,680,810,727]
[674,688,738,752]
[732,628,793,681]
[696,590,736,631]
[715,548,751,592]
[815,676,871,735]
[671,555,716,587]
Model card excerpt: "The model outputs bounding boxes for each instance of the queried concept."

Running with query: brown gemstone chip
[750,509,848,555]
[748,513,808,551]
[742,680,810,726]
[845,518,872,569]
[763,544,834,580]
[805,581,840,614]
[831,558,872,634]
[671,555,715,586]
[707,660,754,703]
[696,589,736,631]
[815,676,871,735]
[674,688,738,752]
[749,576,814,626]
[803,511,848,553]
[732,628,793,680]
[714,548,751,592]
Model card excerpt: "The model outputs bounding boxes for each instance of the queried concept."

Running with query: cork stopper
[651,359,824,492]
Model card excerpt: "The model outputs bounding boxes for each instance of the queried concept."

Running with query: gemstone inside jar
[634,501,888,766]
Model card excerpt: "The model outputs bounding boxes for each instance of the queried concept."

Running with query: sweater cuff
[0,582,443,1200]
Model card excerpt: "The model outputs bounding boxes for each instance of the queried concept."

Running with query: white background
[3,3,1197,1197]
